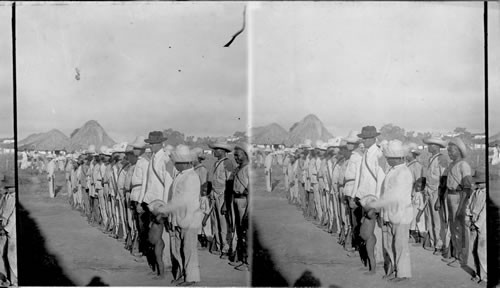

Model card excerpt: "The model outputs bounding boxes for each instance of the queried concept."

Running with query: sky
[251,2,486,137]
[16,2,247,142]
[489,2,500,135]
[0,3,13,139]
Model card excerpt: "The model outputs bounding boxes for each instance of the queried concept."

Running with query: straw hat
[191,147,206,160]
[148,199,169,216]
[87,145,97,155]
[234,143,251,157]
[327,137,342,148]
[171,145,193,163]
[423,134,447,148]
[345,131,360,144]
[99,146,109,155]
[130,136,147,149]
[112,142,128,153]
[208,138,233,152]
[406,142,421,155]
[383,140,406,158]
[448,137,467,158]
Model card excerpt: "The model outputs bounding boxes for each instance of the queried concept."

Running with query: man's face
[127,153,138,165]
[428,144,440,154]
[151,143,162,153]
[346,143,355,151]
[386,157,404,167]
[447,144,461,161]
[362,137,376,149]
[234,149,247,165]
[406,154,414,162]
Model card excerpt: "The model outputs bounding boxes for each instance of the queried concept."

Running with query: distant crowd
[258,126,487,286]
[19,131,249,286]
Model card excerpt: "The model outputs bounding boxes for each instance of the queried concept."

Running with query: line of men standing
[278,126,486,285]
[0,174,16,287]
[59,131,249,286]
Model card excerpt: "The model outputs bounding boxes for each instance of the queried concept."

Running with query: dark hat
[357,126,380,139]
[471,168,486,183]
[144,131,168,144]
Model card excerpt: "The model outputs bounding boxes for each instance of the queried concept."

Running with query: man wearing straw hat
[264,147,274,193]
[150,144,203,286]
[138,131,175,274]
[366,140,413,282]
[467,168,487,287]
[342,131,363,254]
[46,154,57,198]
[326,138,342,234]
[406,143,426,243]
[98,147,111,232]
[422,134,450,256]
[230,143,250,271]
[0,175,17,286]
[442,137,472,268]
[353,126,387,264]
[191,147,211,250]
[128,137,150,258]
[207,140,235,259]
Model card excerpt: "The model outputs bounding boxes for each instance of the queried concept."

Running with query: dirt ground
[251,164,485,288]
[17,169,248,286]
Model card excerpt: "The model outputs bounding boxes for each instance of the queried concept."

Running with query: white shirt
[167,167,202,229]
[353,144,386,202]
[131,156,149,202]
[343,151,362,197]
[142,149,174,204]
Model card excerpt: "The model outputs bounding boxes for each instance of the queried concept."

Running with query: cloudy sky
[251,2,486,137]
[0,4,13,139]
[17,2,247,142]
[489,2,500,134]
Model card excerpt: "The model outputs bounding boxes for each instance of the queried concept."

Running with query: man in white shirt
[46,155,56,198]
[138,131,175,277]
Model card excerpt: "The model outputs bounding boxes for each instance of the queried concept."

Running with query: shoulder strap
[428,153,441,168]
[364,153,377,181]
[151,155,165,187]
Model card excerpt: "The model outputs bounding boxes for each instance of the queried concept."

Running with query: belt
[233,194,248,199]
[447,188,463,195]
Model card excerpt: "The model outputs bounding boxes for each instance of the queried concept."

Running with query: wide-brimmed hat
[358,126,380,139]
[112,142,128,154]
[87,145,97,155]
[345,131,361,144]
[144,131,168,144]
[99,146,109,155]
[171,145,193,163]
[234,143,251,157]
[191,147,206,160]
[423,134,447,148]
[327,137,342,148]
[406,142,421,155]
[130,136,147,149]
[339,139,348,148]
[471,168,486,183]
[149,199,169,216]
[448,137,467,158]
[384,140,406,158]
[208,142,233,152]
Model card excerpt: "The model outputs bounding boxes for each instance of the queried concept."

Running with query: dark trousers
[139,203,151,255]
[82,188,91,219]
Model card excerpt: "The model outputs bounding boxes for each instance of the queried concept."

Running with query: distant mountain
[251,123,289,145]
[490,131,500,145]
[18,129,70,151]
[68,120,116,151]
[285,114,333,146]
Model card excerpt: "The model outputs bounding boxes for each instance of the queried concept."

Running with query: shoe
[171,277,184,285]
[229,261,243,267]
[423,246,434,251]
[235,263,249,271]
[346,251,358,258]
[432,249,442,255]
[390,277,410,283]
[133,256,145,263]
[471,276,480,282]
[220,252,229,260]
[447,259,461,268]
[441,257,454,263]
[478,280,487,287]
[382,273,395,281]
[177,281,197,286]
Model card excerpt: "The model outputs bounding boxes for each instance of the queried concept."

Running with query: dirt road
[17,169,248,286]
[252,164,480,288]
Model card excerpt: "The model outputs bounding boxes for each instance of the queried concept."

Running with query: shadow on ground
[17,202,108,286]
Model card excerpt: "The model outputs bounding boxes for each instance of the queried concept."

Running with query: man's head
[171,145,193,172]
[126,150,138,165]
[358,126,380,149]
[144,131,168,153]
[447,138,467,161]
[191,147,206,166]
[209,142,232,160]
[384,140,406,167]
[234,144,250,166]
[423,135,447,154]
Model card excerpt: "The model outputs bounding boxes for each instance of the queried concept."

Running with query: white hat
[345,131,360,144]
[112,142,128,153]
[88,145,96,154]
[191,147,206,160]
[149,199,169,216]
[406,142,421,155]
[327,137,342,148]
[423,133,447,148]
[99,145,109,154]
[130,136,147,149]
[234,143,251,157]
[315,140,324,149]
[171,144,193,163]
[383,140,406,158]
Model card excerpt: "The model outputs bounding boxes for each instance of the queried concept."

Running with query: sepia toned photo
[250,2,487,287]
[15,2,248,286]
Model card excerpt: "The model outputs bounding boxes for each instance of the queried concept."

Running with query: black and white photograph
[0,3,16,287]
[15,2,248,286]
[249,2,487,287]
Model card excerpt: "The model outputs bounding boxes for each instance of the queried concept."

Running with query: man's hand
[434,199,441,211]
[349,198,357,209]
[136,204,144,214]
